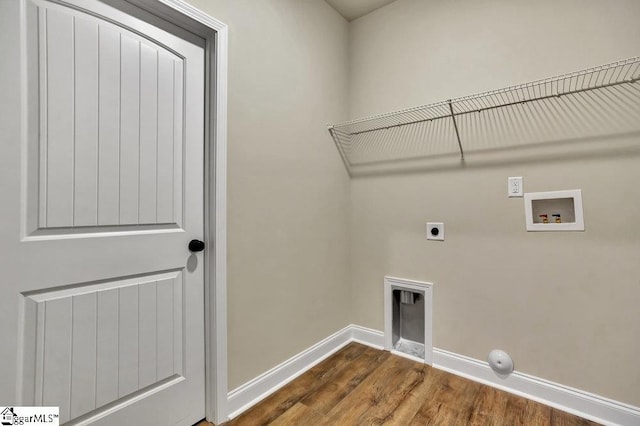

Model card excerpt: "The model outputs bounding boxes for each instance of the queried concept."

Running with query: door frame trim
[118,1,229,423]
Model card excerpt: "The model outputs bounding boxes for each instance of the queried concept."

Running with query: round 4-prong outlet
[426,222,444,241]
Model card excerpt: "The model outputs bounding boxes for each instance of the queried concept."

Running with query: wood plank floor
[199,342,600,426]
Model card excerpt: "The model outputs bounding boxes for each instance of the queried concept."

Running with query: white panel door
[0,0,206,424]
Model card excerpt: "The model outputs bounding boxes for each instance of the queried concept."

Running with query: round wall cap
[488,349,513,375]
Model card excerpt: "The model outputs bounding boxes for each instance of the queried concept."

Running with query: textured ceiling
[325,0,398,21]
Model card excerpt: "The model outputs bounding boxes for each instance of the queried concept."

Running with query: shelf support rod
[448,100,464,160]
[328,126,353,177]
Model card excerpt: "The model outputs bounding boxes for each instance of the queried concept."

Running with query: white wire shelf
[328,57,640,175]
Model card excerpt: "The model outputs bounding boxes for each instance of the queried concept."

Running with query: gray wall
[185,0,640,407]
[348,0,640,406]
[186,0,352,389]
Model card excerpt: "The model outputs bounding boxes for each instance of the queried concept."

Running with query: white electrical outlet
[426,222,444,241]
[508,177,523,197]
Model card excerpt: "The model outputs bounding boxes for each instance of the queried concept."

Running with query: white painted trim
[432,348,640,426]
[384,276,433,364]
[226,324,384,420]
[350,324,384,348]
[155,0,227,30]
[226,326,354,419]
[226,325,640,426]
[121,1,229,423]
[206,15,229,426]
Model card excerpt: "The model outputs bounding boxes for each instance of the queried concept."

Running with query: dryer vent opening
[391,289,425,359]
[384,277,433,364]
[400,290,418,304]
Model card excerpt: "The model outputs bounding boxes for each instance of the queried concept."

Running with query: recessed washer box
[524,189,584,232]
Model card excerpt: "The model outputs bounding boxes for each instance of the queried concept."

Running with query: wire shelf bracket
[448,99,464,160]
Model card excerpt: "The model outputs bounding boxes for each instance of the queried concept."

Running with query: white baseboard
[225,325,353,419]
[353,327,640,426]
[226,325,640,426]
[350,324,384,348]
[432,348,640,426]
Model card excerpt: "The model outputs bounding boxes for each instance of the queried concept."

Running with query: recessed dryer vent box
[384,277,433,364]
[524,189,584,231]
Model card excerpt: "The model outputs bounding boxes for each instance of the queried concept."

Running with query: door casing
[106,1,229,423]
